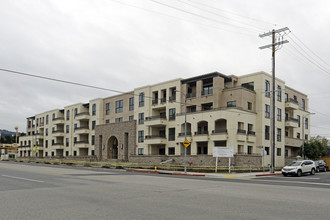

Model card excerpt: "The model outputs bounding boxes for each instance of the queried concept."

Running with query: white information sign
[213,147,234,158]
[1,149,5,155]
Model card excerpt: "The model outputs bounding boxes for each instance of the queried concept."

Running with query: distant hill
[0,129,16,138]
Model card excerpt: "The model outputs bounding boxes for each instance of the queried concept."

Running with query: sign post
[213,147,234,173]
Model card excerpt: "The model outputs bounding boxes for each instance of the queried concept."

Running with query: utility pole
[259,27,289,173]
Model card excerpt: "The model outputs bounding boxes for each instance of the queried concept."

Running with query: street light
[175,89,187,173]
[302,112,315,159]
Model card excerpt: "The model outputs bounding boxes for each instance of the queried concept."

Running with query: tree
[301,136,328,160]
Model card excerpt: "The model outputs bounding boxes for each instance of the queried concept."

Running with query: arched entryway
[108,136,119,159]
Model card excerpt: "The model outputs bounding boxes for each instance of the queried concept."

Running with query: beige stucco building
[18,71,310,167]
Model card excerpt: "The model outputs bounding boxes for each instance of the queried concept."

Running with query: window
[45,140,48,148]
[66,110,70,120]
[285,149,288,157]
[297,115,300,127]
[139,93,145,107]
[265,147,269,155]
[106,103,110,115]
[285,93,288,102]
[265,126,270,140]
[168,147,175,155]
[248,146,253,155]
[169,108,176,120]
[129,115,134,121]
[138,131,144,143]
[285,130,288,137]
[66,125,69,133]
[277,108,282,121]
[46,115,49,124]
[247,102,252,111]
[265,80,270,97]
[293,95,297,101]
[202,85,213,95]
[92,104,96,116]
[138,113,144,124]
[115,117,123,123]
[297,133,301,139]
[301,99,305,110]
[277,148,281,156]
[52,152,55,157]
[66,138,69,147]
[305,118,308,129]
[248,124,254,135]
[277,128,282,142]
[265,104,270,118]
[92,135,95,145]
[305,134,308,140]
[138,148,144,155]
[92,121,96,130]
[168,128,175,141]
[46,128,48,136]
[277,86,281,101]
[45,152,48,157]
[74,108,78,116]
[242,82,254,91]
[227,101,236,107]
[52,113,55,120]
[116,100,123,113]
[105,119,110,124]
[73,151,77,156]
[66,151,69,156]
[202,103,213,111]
[129,97,134,111]
[91,150,95,156]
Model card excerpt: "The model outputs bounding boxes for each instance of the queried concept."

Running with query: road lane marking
[255,179,330,186]
[1,175,44,183]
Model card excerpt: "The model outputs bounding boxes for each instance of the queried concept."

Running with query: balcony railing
[178,132,192,137]
[52,117,64,121]
[74,126,89,131]
[186,93,196,98]
[212,129,227,134]
[145,115,166,121]
[145,135,166,139]
[195,130,209,135]
[285,117,299,123]
[247,131,256,135]
[237,129,246,134]
[152,99,158,105]
[75,112,89,117]
[169,95,176,102]
[286,98,298,104]
[160,97,166,103]
[74,141,89,145]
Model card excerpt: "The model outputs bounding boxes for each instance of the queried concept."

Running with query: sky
[1,0,330,138]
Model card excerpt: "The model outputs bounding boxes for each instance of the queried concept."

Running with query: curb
[126,169,205,177]
[255,173,282,177]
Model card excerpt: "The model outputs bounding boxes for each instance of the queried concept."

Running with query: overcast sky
[1,0,330,138]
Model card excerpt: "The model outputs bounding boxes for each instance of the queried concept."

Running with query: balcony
[52,142,64,149]
[285,137,303,148]
[169,95,176,102]
[237,129,246,142]
[285,98,299,110]
[211,129,228,141]
[145,135,166,144]
[74,126,90,134]
[52,130,64,137]
[177,132,192,141]
[194,130,209,141]
[247,131,256,143]
[145,116,167,126]
[285,117,299,128]
[53,117,65,124]
[75,112,90,121]
[74,141,89,148]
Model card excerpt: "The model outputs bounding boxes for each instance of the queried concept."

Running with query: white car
[281,160,316,177]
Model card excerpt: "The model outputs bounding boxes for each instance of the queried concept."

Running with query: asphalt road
[1,161,330,220]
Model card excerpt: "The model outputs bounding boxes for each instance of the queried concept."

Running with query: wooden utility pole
[259,27,289,173]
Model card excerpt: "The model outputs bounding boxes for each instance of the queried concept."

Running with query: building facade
[18,71,310,167]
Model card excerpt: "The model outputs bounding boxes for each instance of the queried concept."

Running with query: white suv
[282,160,316,177]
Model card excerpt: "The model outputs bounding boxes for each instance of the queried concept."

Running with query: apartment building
[18,71,310,167]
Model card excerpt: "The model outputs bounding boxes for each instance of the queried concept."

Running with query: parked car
[282,160,316,177]
[314,160,327,172]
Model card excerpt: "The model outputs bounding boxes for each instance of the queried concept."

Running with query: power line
[176,0,265,32]
[109,0,256,36]
[149,0,259,34]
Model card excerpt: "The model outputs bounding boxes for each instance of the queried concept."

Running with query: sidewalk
[126,169,282,179]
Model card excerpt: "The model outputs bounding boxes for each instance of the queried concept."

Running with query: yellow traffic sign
[35,145,38,152]
[183,139,190,148]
